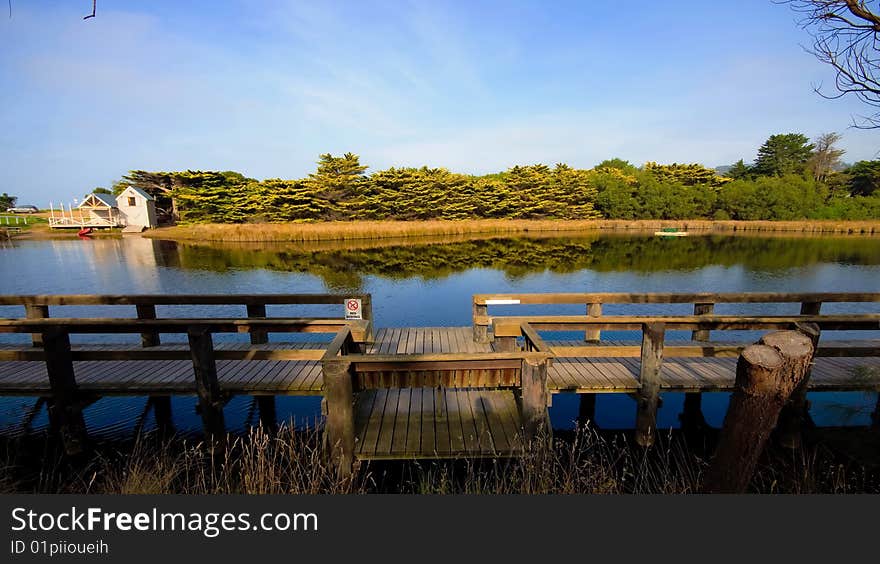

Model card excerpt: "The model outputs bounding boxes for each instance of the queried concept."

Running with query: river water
[0,232,878,438]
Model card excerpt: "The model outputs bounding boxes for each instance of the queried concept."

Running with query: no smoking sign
[345,298,362,320]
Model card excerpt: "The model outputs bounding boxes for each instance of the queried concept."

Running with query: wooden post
[360,294,374,341]
[635,322,665,447]
[585,303,602,343]
[187,327,225,441]
[682,302,713,439]
[520,357,550,441]
[151,396,174,437]
[25,304,49,347]
[473,301,489,344]
[323,360,355,477]
[42,327,88,455]
[702,331,814,493]
[577,393,597,430]
[774,322,820,449]
[136,304,160,347]
[496,336,517,352]
[691,302,714,341]
[257,396,277,432]
[246,303,268,345]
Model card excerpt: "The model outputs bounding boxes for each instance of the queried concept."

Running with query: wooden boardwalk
[354,387,523,459]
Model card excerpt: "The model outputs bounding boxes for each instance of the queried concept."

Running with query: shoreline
[141,219,880,243]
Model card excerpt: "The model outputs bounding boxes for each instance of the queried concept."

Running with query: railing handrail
[0,317,370,335]
[0,293,371,307]
[474,292,880,306]
[491,314,880,335]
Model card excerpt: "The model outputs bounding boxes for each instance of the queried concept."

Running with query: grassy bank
[143,220,880,243]
[2,425,877,494]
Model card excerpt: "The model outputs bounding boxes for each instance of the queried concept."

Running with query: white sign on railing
[345,298,362,320]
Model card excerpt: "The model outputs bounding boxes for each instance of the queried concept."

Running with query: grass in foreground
[144,219,880,243]
[2,425,877,494]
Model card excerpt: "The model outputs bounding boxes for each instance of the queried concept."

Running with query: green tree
[595,158,637,173]
[848,160,880,196]
[807,132,845,182]
[92,187,112,195]
[725,159,752,180]
[752,133,814,176]
[0,193,18,209]
[309,153,368,219]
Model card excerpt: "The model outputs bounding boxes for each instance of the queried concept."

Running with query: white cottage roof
[119,186,155,201]
[79,193,117,208]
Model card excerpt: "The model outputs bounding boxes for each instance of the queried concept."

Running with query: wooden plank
[469,390,496,454]
[0,293,370,306]
[391,388,410,455]
[405,388,422,455]
[420,387,437,456]
[444,389,468,454]
[354,389,377,455]
[375,388,400,457]
[323,359,355,475]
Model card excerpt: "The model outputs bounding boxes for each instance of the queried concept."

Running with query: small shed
[116,186,157,230]
[77,193,121,227]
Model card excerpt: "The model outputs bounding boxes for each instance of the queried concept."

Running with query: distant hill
[714,165,732,175]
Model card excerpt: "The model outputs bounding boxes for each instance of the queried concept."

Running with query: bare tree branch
[83,0,96,20]
[779,1,880,127]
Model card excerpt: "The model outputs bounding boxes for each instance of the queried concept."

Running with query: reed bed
[1,425,875,494]
[144,220,880,243]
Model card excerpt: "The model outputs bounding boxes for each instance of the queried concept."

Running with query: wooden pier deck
[1,291,879,470]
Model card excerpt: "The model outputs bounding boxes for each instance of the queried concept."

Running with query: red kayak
[77,227,93,237]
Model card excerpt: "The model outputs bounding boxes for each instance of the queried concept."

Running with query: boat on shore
[654,228,689,237]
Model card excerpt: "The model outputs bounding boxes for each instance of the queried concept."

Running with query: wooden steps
[353,387,524,460]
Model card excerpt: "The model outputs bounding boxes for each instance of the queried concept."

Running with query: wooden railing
[0,316,370,454]
[492,314,880,447]
[473,292,880,344]
[0,293,373,346]
[321,322,552,473]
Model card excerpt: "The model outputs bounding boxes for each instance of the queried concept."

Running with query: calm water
[1,233,878,438]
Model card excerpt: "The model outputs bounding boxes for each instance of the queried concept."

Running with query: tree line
[95,132,879,223]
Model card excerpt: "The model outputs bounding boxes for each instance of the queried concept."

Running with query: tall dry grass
[143,219,880,243]
[1,425,875,494]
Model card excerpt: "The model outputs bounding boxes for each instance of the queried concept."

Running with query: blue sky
[1,0,878,205]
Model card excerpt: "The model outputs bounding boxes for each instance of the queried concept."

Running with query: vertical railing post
[187,327,225,441]
[473,298,489,344]
[360,294,374,341]
[520,357,550,442]
[42,326,88,455]
[681,303,713,438]
[585,302,602,343]
[635,322,665,447]
[136,304,160,347]
[25,304,49,347]
[246,303,268,345]
[323,359,355,477]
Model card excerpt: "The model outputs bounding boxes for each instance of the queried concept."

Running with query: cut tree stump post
[776,322,820,449]
[323,360,355,477]
[520,357,550,442]
[585,303,602,343]
[136,304,160,347]
[26,304,49,347]
[635,322,665,447]
[247,303,268,345]
[187,327,226,442]
[702,330,814,494]
[42,327,88,455]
